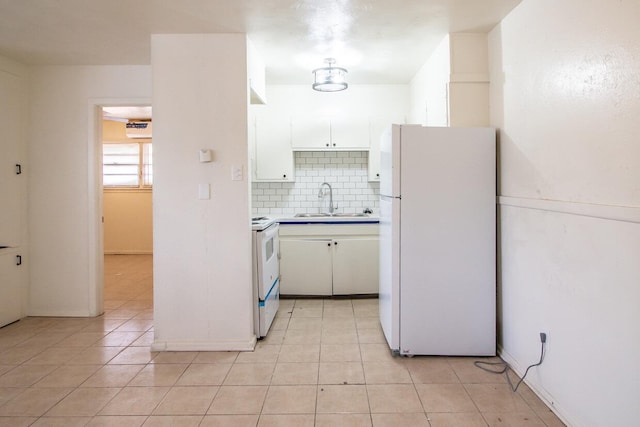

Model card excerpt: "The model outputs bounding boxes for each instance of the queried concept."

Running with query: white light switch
[231,164,243,181]
[198,183,210,200]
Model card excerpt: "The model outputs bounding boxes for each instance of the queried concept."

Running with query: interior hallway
[0,255,564,426]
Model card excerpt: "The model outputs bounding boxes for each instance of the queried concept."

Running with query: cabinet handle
[376,173,380,177]
[333,143,336,147]
[326,143,329,147]
[327,242,331,247]
[16,255,22,266]
[334,241,338,245]
[283,174,287,178]
[16,164,22,175]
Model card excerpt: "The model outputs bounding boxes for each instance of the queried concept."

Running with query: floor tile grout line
[0,256,563,426]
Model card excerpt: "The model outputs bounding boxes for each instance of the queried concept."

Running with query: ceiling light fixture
[312,58,348,92]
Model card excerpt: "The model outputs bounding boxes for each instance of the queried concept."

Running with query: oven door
[256,223,280,337]
[257,223,279,300]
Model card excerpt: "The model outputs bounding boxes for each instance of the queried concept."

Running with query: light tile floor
[0,255,565,426]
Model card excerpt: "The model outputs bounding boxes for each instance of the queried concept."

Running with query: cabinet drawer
[279,224,379,237]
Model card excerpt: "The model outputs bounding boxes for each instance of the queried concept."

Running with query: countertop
[276,215,380,225]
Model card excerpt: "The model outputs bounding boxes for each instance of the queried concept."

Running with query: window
[103,142,152,188]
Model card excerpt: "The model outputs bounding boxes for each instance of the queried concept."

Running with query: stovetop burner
[251,216,276,231]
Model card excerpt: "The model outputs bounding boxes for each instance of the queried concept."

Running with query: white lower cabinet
[279,224,379,296]
[280,239,333,295]
[331,237,379,295]
[0,250,24,327]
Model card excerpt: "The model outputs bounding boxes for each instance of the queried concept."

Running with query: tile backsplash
[252,151,380,217]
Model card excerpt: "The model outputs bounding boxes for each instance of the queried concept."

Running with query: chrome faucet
[318,182,337,213]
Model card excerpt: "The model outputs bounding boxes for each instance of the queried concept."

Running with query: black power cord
[474,332,546,392]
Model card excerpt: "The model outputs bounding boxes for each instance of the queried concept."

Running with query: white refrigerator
[379,125,496,356]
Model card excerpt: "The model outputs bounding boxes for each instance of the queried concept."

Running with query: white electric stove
[251,216,279,338]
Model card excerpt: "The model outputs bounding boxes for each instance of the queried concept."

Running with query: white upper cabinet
[328,114,370,150]
[251,85,409,182]
[290,115,331,149]
[368,114,406,181]
[291,114,370,150]
[253,108,294,181]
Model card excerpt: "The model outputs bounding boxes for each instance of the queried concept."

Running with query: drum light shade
[312,58,348,92]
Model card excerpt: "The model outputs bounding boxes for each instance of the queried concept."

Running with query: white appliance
[379,125,496,356]
[252,217,280,338]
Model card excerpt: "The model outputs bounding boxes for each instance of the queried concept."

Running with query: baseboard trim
[25,309,96,317]
[104,250,153,255]
[151,336,257,352]
[498,345,576,427]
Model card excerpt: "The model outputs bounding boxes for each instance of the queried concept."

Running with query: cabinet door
[280,239,332,295]
[254,110,294,181]
[0,71,24,247]
[368,129,381,182]
[291,115,331,149]
[330,115,370,149]
[369,115,405,181]
[332,238,379,295]
[0,252,23,327]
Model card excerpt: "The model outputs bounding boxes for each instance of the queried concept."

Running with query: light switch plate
[231,164,243,181]
[198,183,210,200]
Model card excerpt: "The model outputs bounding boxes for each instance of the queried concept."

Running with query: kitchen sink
[294,213,369,218]
[331,213,369,217]
[294,213,330,217]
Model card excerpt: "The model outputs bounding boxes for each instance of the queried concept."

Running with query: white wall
[261,84,409,125]
[28,65,151,316]
[103,190,153,254]
[409,33,490,127]
[448,33,490,127]
[409,35,450,125]
[151,34,254,351]
[490,1,640,426]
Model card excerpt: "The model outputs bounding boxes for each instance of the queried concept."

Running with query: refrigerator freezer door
[398,126,496,356]
[378,195,400,351]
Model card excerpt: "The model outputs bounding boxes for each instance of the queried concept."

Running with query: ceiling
[0,0,521,85]
[102,106,152,121]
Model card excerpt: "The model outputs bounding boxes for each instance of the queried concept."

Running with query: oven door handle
[261,223,279,240]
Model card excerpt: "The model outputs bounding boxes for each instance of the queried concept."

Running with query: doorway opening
[100,106,154,317]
